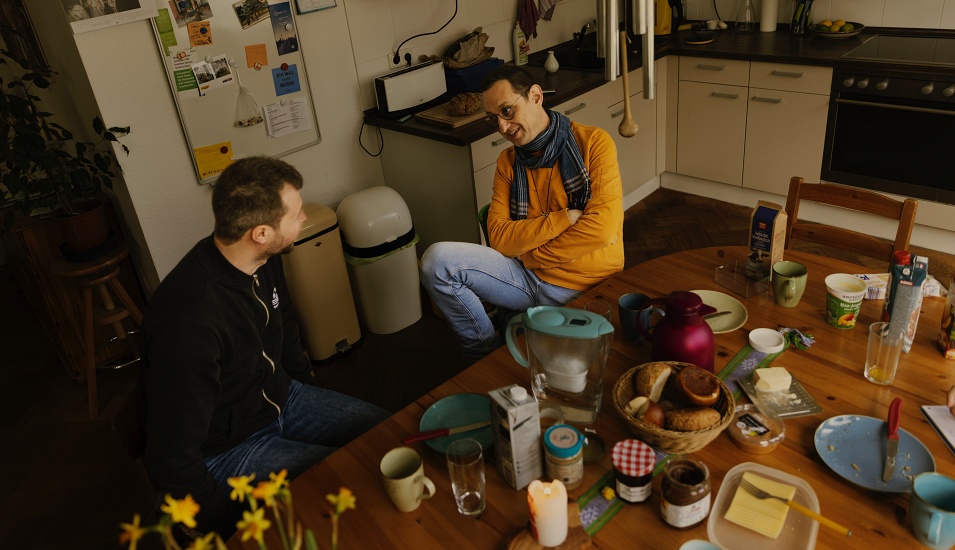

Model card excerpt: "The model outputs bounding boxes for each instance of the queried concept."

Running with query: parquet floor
[0,188,951,549]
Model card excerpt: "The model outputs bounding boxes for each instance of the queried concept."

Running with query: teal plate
[419,394,494,453]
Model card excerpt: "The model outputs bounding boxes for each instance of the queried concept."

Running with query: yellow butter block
[724,472,796,539]
[754,367,791,392]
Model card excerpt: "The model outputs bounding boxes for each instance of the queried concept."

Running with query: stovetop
[843,35,955,67]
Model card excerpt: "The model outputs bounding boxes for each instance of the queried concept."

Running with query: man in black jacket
[141,156,388,537]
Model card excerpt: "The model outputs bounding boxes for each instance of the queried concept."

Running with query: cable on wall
[392,0,459,66]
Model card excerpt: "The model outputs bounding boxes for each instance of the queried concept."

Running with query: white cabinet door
[743,88,830,195]
[676,80,748,186]
[608,91,657,197]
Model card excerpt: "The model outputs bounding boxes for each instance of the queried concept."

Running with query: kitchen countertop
[364,26,955,147]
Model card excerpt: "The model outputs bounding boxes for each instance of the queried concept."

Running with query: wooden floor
[0,188,951,549]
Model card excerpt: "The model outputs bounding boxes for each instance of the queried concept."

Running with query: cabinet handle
[771,70,804,78]
[491,137,508,146]
[752,95,783,103]
[697,64,725,71]
[710,91,739,99]
[611,109,625,118]
[563,103,586,115]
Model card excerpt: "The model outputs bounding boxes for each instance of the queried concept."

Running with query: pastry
[633,362,672,402]
[671,365,720,406]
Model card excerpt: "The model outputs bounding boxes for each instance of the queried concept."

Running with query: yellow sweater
[485,121,624,292]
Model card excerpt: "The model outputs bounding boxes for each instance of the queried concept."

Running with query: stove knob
[842,76,855,88]
[922,82,935,95]
[943,85,955,98]
[875,80,889,91]
[856,78,869,89]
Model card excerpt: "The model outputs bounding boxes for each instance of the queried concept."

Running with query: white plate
[708,462,820,550]
[692,289,748,334]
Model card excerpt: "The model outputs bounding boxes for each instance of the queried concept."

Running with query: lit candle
[527,479,568,547]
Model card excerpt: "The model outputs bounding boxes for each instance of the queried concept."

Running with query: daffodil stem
[331,515,340,550]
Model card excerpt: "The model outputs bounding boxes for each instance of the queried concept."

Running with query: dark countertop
[365,27,954,147]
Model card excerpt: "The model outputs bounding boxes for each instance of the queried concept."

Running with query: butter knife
[401,420,491,445]
[882,397,902,482]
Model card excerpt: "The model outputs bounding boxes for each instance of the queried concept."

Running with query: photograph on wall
[268,2,298,55]
[0,0,48,72]
[62,0,158,33]
[166,0,213,28]
[232,0,269,29]
[191,52,233,96]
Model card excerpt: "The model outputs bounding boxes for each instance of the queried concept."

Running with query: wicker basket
[612,361,735,454]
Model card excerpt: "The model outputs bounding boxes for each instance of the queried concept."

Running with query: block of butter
[724,471,796,539]
[754,367,791,392]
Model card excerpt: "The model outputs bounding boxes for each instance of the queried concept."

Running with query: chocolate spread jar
[660,456,711,529]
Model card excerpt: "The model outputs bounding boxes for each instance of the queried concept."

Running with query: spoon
[617,31,638,138]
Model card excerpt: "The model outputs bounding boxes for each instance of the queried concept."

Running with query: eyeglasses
[483,94,526,128]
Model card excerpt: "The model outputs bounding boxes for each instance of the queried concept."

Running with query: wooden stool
[50,240,143,418]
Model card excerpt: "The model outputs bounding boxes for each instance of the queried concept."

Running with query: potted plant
[0,43,130,252]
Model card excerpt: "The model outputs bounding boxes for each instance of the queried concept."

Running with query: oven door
[821,92,955,205]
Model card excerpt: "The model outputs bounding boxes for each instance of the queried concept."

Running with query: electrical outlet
[387,49,412,69]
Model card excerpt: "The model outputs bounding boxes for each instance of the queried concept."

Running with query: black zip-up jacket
[141,235,310,533]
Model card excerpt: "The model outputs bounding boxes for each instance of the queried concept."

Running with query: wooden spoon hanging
[618,30,638,138]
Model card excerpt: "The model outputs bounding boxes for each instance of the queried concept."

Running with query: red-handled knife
[882,397,902,482]
[400,420,491,445]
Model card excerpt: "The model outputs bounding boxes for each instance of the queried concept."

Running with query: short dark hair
[480,65,534,96]
[212,156,303,244]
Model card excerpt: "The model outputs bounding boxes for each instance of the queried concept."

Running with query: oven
[821,35,955,205]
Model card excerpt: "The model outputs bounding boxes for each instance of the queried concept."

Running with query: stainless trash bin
[283,203,362,363]
[337,187,422,334]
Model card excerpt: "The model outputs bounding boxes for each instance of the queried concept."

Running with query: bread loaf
[665,407,721,432]
[672,366,720,406]
[448,93,482,116]
[634,362,672,402]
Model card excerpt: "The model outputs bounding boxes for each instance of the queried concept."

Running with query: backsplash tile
[829,0,885,26]
[883,0,944,29]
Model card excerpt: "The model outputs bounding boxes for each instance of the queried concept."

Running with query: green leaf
[304,529,318,550]
[92,117,104,134]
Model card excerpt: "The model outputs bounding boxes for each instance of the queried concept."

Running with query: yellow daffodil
[228,474,256,503]
[118,513,146,550]
[252,469,289,506]
[160,494,200,528]
[269,469,289,489]
[186,531,218,550]
[237,507,272,544]
[326,487,357,516]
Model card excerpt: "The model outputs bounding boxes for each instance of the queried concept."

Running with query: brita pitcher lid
[521,306,614,339]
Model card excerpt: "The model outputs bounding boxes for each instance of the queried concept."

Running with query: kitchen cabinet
[742,62,832,195]
[675,57,831,191]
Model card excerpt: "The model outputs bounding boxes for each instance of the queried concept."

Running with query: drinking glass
[864,321,904,384]
[446,438,485,516]
[585,300,612,323]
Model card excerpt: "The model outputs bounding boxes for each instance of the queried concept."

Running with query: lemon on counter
[820,19,833,27]
[833,19,846,26]
[841,23,855,32]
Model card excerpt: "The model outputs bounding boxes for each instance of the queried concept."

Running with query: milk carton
[489,385,542,490]
[746,201,787,280]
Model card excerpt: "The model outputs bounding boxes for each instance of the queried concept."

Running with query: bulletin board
[149,0,321,184]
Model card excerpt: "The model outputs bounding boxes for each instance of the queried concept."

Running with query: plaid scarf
[510,110,591,220]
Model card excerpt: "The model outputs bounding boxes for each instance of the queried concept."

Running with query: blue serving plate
[418,394,494,453]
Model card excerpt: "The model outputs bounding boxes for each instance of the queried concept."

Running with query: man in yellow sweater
[420,66,624,363]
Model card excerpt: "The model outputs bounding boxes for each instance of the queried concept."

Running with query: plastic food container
[727,404,785,454]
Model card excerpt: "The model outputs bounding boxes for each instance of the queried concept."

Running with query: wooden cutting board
[414,101,485,128]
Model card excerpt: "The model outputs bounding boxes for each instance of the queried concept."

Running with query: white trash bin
[337,187,422,334]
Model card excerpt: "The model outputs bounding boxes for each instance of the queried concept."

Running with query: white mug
[380,447,436,512]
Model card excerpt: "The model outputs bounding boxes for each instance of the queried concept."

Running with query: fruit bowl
[811,21,865,39]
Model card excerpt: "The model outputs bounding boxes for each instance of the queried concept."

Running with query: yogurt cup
[825,273,867,329]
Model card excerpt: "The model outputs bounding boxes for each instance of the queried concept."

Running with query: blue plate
[419,394,494,453]
[814,415,935,493]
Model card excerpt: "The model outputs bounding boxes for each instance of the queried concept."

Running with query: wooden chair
[783,176,918,266]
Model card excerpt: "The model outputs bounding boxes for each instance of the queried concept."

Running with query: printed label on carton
[746,201,786,280]
[489,385,542,490]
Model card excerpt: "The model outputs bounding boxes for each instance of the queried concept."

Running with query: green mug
[771,261,808,308]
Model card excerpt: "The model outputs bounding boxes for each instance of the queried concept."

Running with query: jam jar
[660,456,711,529]
[611,439,655,503]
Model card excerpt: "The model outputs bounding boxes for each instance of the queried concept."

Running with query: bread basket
[612,361,735,454]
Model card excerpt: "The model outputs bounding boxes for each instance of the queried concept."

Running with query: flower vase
[544,51,559,73]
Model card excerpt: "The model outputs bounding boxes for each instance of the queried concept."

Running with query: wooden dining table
[229,246,954,549]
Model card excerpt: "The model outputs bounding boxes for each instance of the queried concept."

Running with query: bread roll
[665,407,721,432]
[672,365,720,406]
[634,362,672,402]
[448,93,482,116]
[642,400,666,429]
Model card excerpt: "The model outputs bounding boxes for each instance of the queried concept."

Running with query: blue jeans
[420,242,583,363]
[203,380,387,524]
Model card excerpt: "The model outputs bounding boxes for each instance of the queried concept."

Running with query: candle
[527,479,568,547]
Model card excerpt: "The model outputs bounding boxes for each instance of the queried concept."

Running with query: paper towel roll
[761,0,779,32]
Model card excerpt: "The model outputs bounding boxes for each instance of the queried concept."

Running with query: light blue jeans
[203,380,387,532]
[420,242,583,364]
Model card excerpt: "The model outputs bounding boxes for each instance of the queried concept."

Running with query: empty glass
[446,438,485,516]
[864,321,904,385]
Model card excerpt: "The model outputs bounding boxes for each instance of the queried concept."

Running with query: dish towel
[539,0,556,21]
[518,0,540,38]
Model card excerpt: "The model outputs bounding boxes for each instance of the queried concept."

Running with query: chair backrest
[478,203,490,246]
[783,176,918,266]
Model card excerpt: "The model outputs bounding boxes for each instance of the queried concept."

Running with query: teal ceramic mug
[911,472,955,549]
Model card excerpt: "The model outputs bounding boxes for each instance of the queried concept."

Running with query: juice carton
[746,201,787,280]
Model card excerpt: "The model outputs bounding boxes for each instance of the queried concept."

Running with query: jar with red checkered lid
[611,439,656,503]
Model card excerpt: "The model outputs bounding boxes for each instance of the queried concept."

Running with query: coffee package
[746,201,787,280]
[489,385,542,490]
[939,271,955,360]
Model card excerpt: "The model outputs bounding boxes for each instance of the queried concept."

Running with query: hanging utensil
[618,31,638,137]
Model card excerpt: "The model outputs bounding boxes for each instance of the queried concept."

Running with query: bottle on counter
[760,0,779,32]
[513,23,528,66]
[733,0,757,32]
